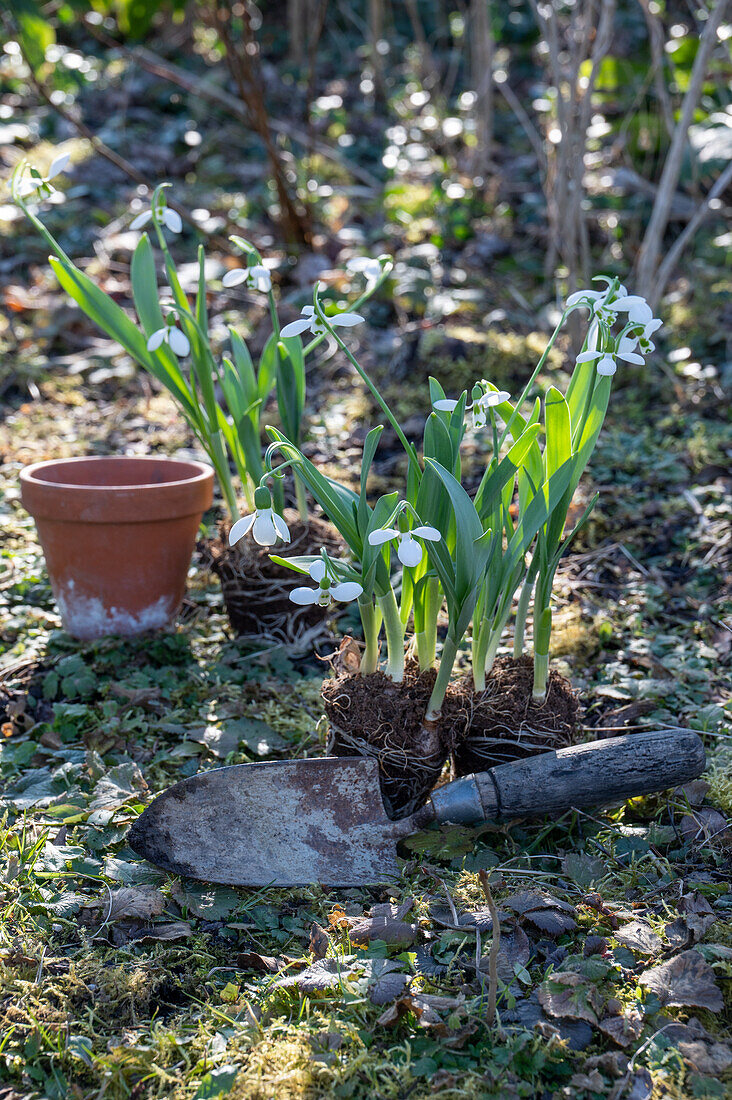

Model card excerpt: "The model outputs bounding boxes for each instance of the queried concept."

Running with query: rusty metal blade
[128,757,412,886]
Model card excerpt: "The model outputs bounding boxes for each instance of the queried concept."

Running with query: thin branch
[635,0,729,303]
[636,0,675,138]
[651,157,732,303]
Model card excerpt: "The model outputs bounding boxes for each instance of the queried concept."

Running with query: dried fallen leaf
[309,923,330,960]
[504,890,577,936]
[348,914,418,946]
[597,1009,644,1047]
[128,921,192,943]
[680,808,730,847]
[537,971,603,1024]
[625,1067,652,1100]
[87,885,165,923]
[570,1071,605,1092]
[237,951,280,973]
[276,956,356,993]
[365,960,408,1006]
[493,926,531,985]
[678,892,717,942]
[639,950,723,1011]
[614,920,663,956]
[677,1039,732,1074]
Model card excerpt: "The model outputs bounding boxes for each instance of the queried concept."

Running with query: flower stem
[415,576,440,671]
[532,598,553,701]
[425,635,459,721]
[532,653,549,701]
[293,470,309,523]
[472,621,490,692]
[314,296,422,484]
[377,588,405,682]
[513,560,538,659]
[359,599,382,675]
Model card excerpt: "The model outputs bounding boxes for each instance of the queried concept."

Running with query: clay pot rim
[20,455,213,493]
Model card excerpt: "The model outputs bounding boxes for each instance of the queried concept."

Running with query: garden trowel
[129,728,705,887]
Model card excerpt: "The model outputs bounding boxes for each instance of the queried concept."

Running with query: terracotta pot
[20,455,213,640]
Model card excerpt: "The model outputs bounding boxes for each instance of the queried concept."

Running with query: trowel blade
[128,757,411,886]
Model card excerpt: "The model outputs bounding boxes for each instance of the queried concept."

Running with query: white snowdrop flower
[18,151,71,197]
[596,353,617,376]
[280,305,365,339]
[347,256,383,286]
[222,264,272,293]
[129,210,153,230]
[613,294,653,326]
[289,559,363,607]
[146,323,190,357]
[471,388,510,430]
[433,386,509,427]
[368,523,441,567]
[616,335,645,365]
[48,152,71,179]
[130,201,182,234]
[636,317,662,355]
[575,349,603,365]
[229,490,291,548]
[566,287,619,325]
[479,389,511,409]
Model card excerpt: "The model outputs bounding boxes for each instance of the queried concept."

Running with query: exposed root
[451,655,581,776]
[322,663,464,820]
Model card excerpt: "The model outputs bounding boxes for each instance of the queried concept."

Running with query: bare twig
[477,869,500,1026]
[470,0,495,176]
[202,1,312,244]
[636,0,675,138]
[651,157,732,305]
[635,0,729,307]
[529,0,616,288]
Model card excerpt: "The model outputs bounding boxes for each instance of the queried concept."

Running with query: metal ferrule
[429,776,484,825]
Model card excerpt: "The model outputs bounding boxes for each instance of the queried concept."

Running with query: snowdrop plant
[516,277,662,699]
[12,160,391,522]
[255,291,532,728]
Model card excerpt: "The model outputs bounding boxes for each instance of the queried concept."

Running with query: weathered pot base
[451,654,581,776]
[56,591,175,639]
[322,664,462,820]
[207,510,342,642]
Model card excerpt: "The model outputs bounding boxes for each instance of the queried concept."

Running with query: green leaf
[130,234,165,335]
[544,387,572,480]
[257,332,279,402]
[195,244,208,335]
[276,340,305,444]
[229,329,257,404]
[49,255,197,417]
[193,1065,239,1099]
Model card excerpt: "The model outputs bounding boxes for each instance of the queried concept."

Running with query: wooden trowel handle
[426,728,705,826]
